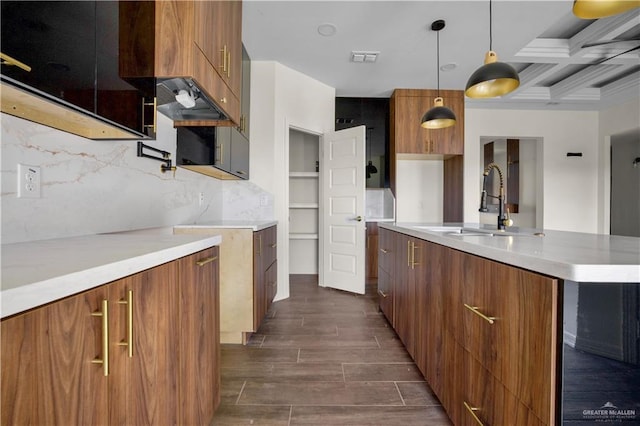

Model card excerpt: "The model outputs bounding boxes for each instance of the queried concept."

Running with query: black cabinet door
[95,1,155,138]
[1,1,154,138]
[1,1,97,113]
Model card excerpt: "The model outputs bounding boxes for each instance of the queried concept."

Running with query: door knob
[355,216,363,222]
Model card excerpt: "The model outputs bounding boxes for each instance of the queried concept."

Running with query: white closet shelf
[289,203,319,209]
[289,172,319,178]
[289,233,319,240]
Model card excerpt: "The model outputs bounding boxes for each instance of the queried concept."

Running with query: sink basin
[412,226,463,233]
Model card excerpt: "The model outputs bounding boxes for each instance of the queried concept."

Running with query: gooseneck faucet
[479,163,512,231]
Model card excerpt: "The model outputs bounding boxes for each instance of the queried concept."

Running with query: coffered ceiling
[242,1,640,111]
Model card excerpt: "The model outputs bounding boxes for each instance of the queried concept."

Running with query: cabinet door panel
[128,262,179,425]
[36,286,109,425]
[1,312,38,425]
[231,130,250,178]
[366,222,379,280]
[178,247,220,424]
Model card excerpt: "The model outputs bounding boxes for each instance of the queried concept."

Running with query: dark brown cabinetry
[389,88,465,222]
[254,226,278,330]
[377,228,395,323]
[366,222,379,280]
[1,247,220,425]
[390,89,464,156]
[379,228,560,425]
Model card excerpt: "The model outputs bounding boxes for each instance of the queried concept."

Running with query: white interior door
[320,126,366,294]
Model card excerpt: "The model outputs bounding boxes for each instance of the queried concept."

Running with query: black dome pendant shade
[421,19,456,129]
[465,0,520,98]
[421,97,456,129]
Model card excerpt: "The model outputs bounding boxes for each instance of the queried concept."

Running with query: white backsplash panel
[1,113,272,244]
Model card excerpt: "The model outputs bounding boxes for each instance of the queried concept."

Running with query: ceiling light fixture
[465,0,520,98]
[421,20,456,130]
[572,0,640,19]
[317,23,337,37]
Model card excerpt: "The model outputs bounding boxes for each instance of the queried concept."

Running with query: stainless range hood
[156,77,228,121]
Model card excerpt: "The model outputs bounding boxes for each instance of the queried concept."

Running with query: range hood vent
[156,77,227,121]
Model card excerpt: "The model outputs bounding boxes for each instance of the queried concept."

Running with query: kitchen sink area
[409,224,545,237]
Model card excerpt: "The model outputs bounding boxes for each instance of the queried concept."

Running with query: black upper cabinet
[1,1,155,138]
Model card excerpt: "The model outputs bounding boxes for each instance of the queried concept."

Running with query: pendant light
[573,0,640,19]
[465,0,520,98]
[421,20,456,129]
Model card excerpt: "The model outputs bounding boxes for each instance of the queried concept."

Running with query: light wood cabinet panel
[175,226,277,343]
[177,247,220,424]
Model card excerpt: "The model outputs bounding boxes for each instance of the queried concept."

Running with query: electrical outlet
[17,164,41,198]
[198,192,205,206]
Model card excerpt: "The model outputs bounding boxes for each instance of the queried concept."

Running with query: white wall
[395,159,443,223]
[1,112,273,244]
[597,98,640,234]
[249,61,336,300]
[465,108,600,233]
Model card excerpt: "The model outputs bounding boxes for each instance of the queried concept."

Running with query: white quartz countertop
[174,220,278,232]
[380,223,640,283]
[1,232,222,319]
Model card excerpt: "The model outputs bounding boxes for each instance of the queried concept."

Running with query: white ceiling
[242,1,640,111]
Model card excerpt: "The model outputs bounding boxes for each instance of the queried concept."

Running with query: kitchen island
[1,229,223,425]
[378,222,640,425]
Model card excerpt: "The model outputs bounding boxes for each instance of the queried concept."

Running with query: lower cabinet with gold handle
[0,246,221,426]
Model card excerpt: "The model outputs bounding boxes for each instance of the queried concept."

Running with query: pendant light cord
[489,0,493,51]
[436,29,440,97]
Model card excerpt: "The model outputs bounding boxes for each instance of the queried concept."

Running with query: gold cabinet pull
[407,240,411,267]
[379,248,388,254]
[378,290,388,298]
[226,50,231,78]
[411,242,420,268]
[220,45,228,73]
[117,290,134,358]
[141,97,157,134]
[463,303,496,324]
[196,256,218,267]
[0,52,31,72]
[91,299,109,376]
[463,401,485,426]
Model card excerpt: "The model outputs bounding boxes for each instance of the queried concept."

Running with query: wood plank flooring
[211,275,451,425]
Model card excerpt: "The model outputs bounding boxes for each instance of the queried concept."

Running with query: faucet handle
[503,208,514,227]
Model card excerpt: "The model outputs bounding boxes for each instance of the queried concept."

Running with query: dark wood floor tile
[303,316,390,328]
[211,404,291,425]
[257,321,338,336]
[396,382,443,406]
[343,363,425,382]
[298,348,413,363]
[375,334,406,348]
[245,334,265,347]
[221,346,299,366]
[219,378,246,405]
[289,405,452,425]
[237,381,403,406]
[222,362,344,382]
[275,311,368,320]
[261,334,379,349]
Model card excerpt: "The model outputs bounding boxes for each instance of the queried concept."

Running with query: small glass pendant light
[421,20,456,129]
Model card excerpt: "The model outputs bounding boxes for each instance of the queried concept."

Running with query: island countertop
[380,223,640,283]
[1,232,222,319]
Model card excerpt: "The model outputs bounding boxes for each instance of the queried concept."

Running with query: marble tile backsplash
[1,113,273,244]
